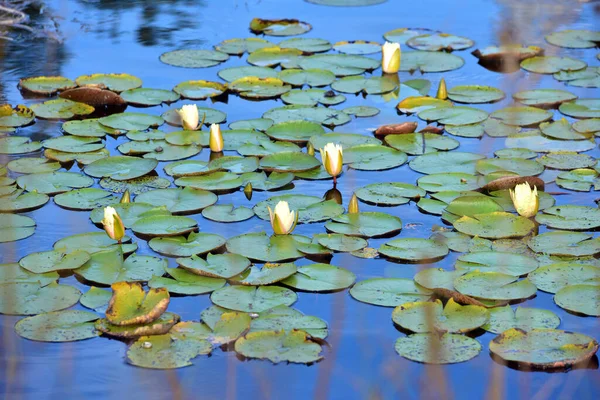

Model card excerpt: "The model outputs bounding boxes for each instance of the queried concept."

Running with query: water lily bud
[509,182,539,218]
[244,182,253,200]
[101,206,125,242]
[307,142,315,156]
[320,142,343,183]
[267,200,298,235]
[120,190,131,204]
[348,193,359,214]
[176,104,200,131]
[209,123,224,152]
[436,78,448,100]
[381,42,401,74]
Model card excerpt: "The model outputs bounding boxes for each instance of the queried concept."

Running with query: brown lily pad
[374,122,418,136]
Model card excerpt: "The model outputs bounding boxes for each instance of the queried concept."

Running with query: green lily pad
[215,37,274,55]
[281,263,355,292]
[385,133,459,156]
[556,168,600,191]
[325,212,402,238]
[392,298,488,333]
[247,47,302,68]
[281,89,346,106]
[410,151,485,174]
[298,54,379,76]
[315,233,367,252]
[30,99,94,120]
[349,278,432,307]
[417,173,480,192]
[149,267,226,295]
[148,232,225,257]
[218,66,278,82]
[229,77,291,99]
[211,285,297,312]
[19,76,76,95]
[344,144,407,171]
[545,29,600,49]
[407,33,474,51]
[0,282,81,315]
[75,247,166,285]
[229,118,274,131]
[0,137,41,155]
[96,312,180,339]
[229,263,297,286]
[15,310,99,342]
[513,89,577,108]
[536,205,600,230]
[483,306,560,334]
[397,96,452,114]
[80,286,111,311]
[249,305,328,339]
[175,171,243,193]
[413,267,464,291]
[333,40,381,55]
[395,333,481,364]
[0,190,49,213]
[19,250,90,274]
[476,157,544,176]
[554,67,600,88]
[0,263,57,286]
[399,51,465,73]
[84,156,157,181]
[42,136,104,154]
[263,105,351,127]
[159,49,229,68]
[226,232,306,262]
[45,148,110,165]
[163,160,215,177]
[120,140,198,161]
[17,172,93,195]
[208,156,259,174]
[279,37,332,53]
[75,73,142,92]
[90,202,170,228]
[61,119,117,138]
[355,182,426,206]
[172,80,226,100]
[332,76,397,95]
[254,194,344,223]
[99,112,164,131]
[454,212,536,239]
[265,120,325,144]
[379,238,448,262]
[540,119,590,140]
[0,104,34,127]
[383,27,435,43]
[573,118,600,134]
[489,328,598,369]
[240,171,295,190]
[559,99,600,119]
[505,130,595,153]
[278,69,335,87]
[454,271,537,301]
[126,333,211,369]
[418,106,488,126]
[447,85,505,104]
[528,263,600,293]
[491,106,553,126]
[135,187,216,215]
[455,251,538,276]
[259,152,320,172]
[250,18,311,36]
[521,56,587,74]
[177,253,251,279]
[201,205,254,223]
[343,105,380,117]
[235,330,322,364]
[555,284,600,316]
[529,231,600,257]
[309,133,381,150]
[120,88,179,106]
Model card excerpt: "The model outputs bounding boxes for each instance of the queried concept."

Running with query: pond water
[1,0,599,398]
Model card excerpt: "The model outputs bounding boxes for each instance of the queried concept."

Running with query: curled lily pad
[96,312,180,339]
[149,267,226,295]
[536,205,600,230]
[349,278,432,307]
[85,156,157,181]
[135,187,217,215]
[30,99,94,120]
[521,56,586,74]
[0,137,42,155]
[159,49,229,68]
[106,282,169,326]
[407,33,474,51]
[489,328,598,369]
[173,80,225,100]
[559,99,600,119]
[126,333,211,369]
[254,194,343,223]
[325,212,402,238]
[235,330,322,364]
[454,212,536,239]
[177,253,251,279]
[19,76,76,95]
[226,232,306,262]
[148,232,226,257]
[0,282,80,315]
[447,85,505,104]
[392,298,488,333]
[229,77,291,99]
[211,285,297,312]
[355,182,425,206]
[201,205,254,223]
[250,18,311,36]
[19,250,90,274]
[528,263,600,293]
[400,51,465,73]
[379,238,448,262]
[454,271,537,301]
[545,29,600,49]
[15,310,99,342]
[554,284,600,316]
[278,68,335,87]
[17,172,93,195]
[215,37,274,55]
[395,333,481,364]
[483,306,560,334]
[281,263,355,292]
[298,54,379,76]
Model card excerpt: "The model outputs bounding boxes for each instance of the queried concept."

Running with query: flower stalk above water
[381,41,401,74]
[267,201,298,235]
[176,104,200,131]
[320,142,343,184]
[209,123,224,152]
[509,182,539,218]
[102,206,125,244]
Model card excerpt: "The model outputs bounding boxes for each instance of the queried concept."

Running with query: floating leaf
[299,54,379,76]
[418,106,488,126]
[554,284,600,316]
[521,56,587,74]
[349,278,431,307]
[159,49,229,68]
[127,333,211,369]
[96,312,180,339]
[135,187,217,215]
[235,330,322,364]
[483,306,560,334]
[279,38,332,53]
[325,212,402,238]
[281,263,355,292]
[383,27,436,44]
[0,137,41,155]
[332,76,397,95]
[513,89,577,109]
[410,151,485,174]
[229,77,291,99]
[385,132,459,155]
[379,238,448,262]
[175,171,243,192]
[0,282,80,315]
[218,66,278,82]
[201,204,254,223]
[31,98,94,120]
[278,68,335,87]
[344,144,407,170]
[148,232,225,257]
[0,263,57,286]
[211,285,297,312]
[15,310,99,342]
[559,99,600,119]
[19,76,76,95]
[254,194,344,223]
[454,212,535,239]
[0,190,49,213]
[0,104,34,127]
[528,263,600,293]
[447,85,505,104]
[229,263,297,286]
[263,105,351,127]
[455,251,538,276]
[395,333,481,364]
[454,271,537,301]
[149,267,226,295]
[249,305,328,339]
[545,29,600,49]
[173,80,226,100]
[536,205,600,230]
[226,232,306,262]
[80,286,111,311]
[247,47,302,68]
[407,33,474,51]
[281,89,346,106]
[355,182,425,206]
[19,250,90,274]
[399,51,465,73]
[177,253,251,279]
[266,120,325,143]
[214,37,274,55]
[309,132,381,150]
[528,231,600,257]
[250,18,312,36]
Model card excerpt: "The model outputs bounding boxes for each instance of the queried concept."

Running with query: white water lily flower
[320,142,343,182]
[176,104,200,131]
[509,182,539,218]
[101,206,125,242]
[267,200,298,235]
[381,41,401,74]
[209,123,224,152]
